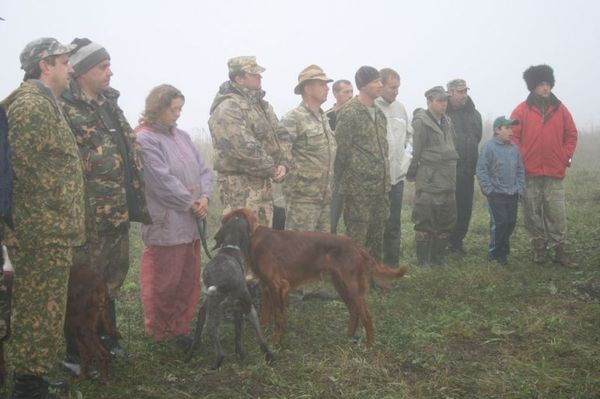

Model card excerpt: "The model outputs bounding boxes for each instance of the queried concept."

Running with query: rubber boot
[11,373,50,399]
[532,239,547,264]
[431,236,449,267]
[415,233,431,268]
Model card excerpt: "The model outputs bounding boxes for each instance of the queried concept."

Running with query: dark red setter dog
[222,208,408,347]
[64,266,120,384]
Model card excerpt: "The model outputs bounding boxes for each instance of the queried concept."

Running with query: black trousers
[383,181,404,266]
[487,193,519,260]
[330,180,344,234]
[449,173,475,247]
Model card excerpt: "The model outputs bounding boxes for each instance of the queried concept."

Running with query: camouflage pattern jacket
[61,82,150,232]
[334,97,390,196]
[208,81,287,178]
[407,108,458,193]
[279,102,336,202]
[1,80,86,247]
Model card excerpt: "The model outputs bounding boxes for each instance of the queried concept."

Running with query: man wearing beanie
[406,86,458,267]
[445,78,482,256]
[510,64,578,267]
[334,66,389,267]
[60,38,151,373]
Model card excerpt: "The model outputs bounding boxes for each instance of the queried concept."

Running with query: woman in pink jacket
[136,84,213,346]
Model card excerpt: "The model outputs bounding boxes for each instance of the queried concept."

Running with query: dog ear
[213,226,224,250]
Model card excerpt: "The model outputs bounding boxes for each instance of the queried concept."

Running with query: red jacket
[510,93,577,179]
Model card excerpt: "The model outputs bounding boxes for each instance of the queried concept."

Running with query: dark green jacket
[61,82,151,231]
[446,96,482,176]
[407,108,458,193]
[334,97,390,196]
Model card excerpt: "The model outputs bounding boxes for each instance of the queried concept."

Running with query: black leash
[197,218,212,260]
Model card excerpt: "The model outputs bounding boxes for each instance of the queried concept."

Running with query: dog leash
[197,218,212,260]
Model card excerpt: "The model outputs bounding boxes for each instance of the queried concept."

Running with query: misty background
[1,0,599,141]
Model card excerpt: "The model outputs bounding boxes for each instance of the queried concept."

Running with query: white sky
[1,0,599,135]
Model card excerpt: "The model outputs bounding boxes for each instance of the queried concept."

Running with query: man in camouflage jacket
[407,86,458,267]
[60,39,150,365]
[209,56,288,226]
[280,65,336,232]
[1,38,86,397]
[335,66,390,263]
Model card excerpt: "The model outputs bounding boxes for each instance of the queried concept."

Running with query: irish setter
[65,265,120,384]
[222,208,408,347]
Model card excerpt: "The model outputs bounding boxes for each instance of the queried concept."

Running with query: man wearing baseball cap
[406,86,458,267]
[1,38,86,397]
[209,56,288,227]
[335,66,389,267]
[445,78,482,256]
[476,116,525,265]
[60,38,151,372]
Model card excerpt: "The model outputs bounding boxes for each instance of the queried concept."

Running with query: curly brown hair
[139,84,185,125]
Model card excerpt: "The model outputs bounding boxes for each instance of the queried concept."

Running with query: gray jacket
[476,136,525,196]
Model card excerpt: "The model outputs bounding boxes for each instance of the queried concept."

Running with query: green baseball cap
[19,37,75,71]
[493,116,519,130]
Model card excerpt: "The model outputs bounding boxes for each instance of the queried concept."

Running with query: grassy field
[3,136,599,398]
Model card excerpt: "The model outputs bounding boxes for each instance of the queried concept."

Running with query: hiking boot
[11,373,69,399]
[61,354,99,378]
[554,245,577,268]
[448,242,467,256]
[100,335,128,359]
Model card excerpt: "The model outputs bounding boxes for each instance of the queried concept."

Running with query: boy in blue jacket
[476,116,525,265]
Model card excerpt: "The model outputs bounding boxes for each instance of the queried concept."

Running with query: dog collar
[222,245,241,251]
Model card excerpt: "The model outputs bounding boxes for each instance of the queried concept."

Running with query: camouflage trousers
[285,197,330,233]
[7,244,72,376]
[218,174,273,227]
[521,176,567,249]
[412,190,457,237]
[73,228,129,299]
[343,194,389,261]
[0,271,9,340]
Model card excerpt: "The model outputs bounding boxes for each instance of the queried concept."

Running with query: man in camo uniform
[1,37,86,398]
[60,38,150,369]
[335,66,390,263]
[209,56,288,226]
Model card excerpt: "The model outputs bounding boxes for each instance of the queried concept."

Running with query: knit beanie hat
[523,64,555,91]
[69,38,110,78]
[355,66,380,90]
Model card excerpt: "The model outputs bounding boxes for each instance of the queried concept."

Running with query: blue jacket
[476,135,525,196]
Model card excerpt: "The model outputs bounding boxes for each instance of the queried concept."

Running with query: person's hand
[272,165,287,183]
[191,197,209,219]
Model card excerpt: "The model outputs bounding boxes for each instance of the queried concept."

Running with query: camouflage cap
[424,86,449,100]
[19,37,75,71]
[447,78,469,91]
[227,56,266,75]
[294,64,333,94]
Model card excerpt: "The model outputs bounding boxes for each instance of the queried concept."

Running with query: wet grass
[2,165,599,398]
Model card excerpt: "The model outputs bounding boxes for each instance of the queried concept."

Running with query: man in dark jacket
[510,64,577,267]
[445,79,482,255]
[407,86,458,267]
[60,38,151,372]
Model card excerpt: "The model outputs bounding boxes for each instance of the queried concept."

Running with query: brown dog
[222,208,408,347]
[64,266,120,384]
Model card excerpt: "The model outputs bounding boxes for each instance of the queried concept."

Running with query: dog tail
[359,247,408,282]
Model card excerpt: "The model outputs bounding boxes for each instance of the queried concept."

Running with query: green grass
[3,165,599,398]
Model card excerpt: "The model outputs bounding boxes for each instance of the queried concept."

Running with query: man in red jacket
[510,64,577,267]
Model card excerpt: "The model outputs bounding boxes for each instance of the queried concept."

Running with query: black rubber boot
[11,373,50,399]
[431,237,449,267]
[415,234,431,268]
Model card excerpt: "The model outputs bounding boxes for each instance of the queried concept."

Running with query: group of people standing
[0,35,578,398]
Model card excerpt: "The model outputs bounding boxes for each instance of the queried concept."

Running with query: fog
[1,0,599,135]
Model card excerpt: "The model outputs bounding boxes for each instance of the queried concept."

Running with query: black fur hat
[523,64,555,91]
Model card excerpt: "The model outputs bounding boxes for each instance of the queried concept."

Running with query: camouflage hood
[209,81,266,114]
[1,80,55,111]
